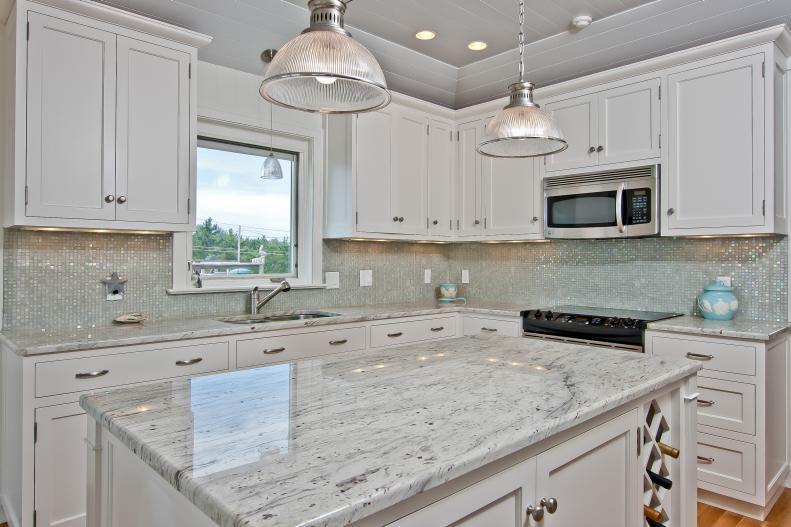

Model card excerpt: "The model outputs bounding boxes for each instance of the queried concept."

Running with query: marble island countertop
[80,336,701,527]
[647,314,789,341]
[0,301,529,357]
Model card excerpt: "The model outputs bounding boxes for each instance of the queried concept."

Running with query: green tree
[192,218,292,274]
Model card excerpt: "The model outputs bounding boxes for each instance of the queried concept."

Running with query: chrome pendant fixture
[261,102,284,180]
[259,0,391,114]
[477,0,567,158]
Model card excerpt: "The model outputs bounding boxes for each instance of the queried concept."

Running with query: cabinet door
[35,403,88,527]
[387,458,534,527]
[392,111,428,234]
[355,110,396,233]
[482,156,540,235]
[535,410,640,527]
[115,37,191,224]
[545,94,598,172]
[428,120,454,236]
[598,78,661,165]
[457,120,483,235]
[665,54,765,232]
[26,13,116,221]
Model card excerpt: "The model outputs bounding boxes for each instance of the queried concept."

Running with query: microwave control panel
[625,188,651,225]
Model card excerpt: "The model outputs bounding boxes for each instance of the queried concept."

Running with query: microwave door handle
[616,183,626,234]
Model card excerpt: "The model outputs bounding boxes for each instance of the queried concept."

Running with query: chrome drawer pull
[263,347,286,354]
[175,358,203,366]
[329,339,348,345]
[387,332,403,338]
[481,327,498,332]
[430,327,444,332]
[75,369,109,379]
[697,399,716,407]
[686,352,714,361]
[697,456,715,464]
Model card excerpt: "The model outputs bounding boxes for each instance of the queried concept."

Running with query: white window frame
[169,117,324,293]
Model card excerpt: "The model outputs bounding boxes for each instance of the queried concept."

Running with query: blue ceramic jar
[697,279,739,320]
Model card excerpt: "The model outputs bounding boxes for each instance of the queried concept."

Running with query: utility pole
[237,225,242,262]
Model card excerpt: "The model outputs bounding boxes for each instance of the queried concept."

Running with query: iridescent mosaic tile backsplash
[2,230,787,330]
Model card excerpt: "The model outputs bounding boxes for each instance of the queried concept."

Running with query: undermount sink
[218,311,340,325]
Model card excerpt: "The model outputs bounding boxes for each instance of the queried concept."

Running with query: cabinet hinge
[24,185,28,205]
[761,62,765,78]
[658,85,661,100]
[187,198,191,214]
[456,219,459,230]
[426,217,429,228]
[449,219,452,230]
[26,21,30,40]
[426,124,429,136]
[762,199,766,216]
[659,133,662,149]
[637,427,641,457]
[34,422,37,443]
[33,509,36,527]
[456,131,460,141]
[189,63,192,79]
[355,211,359,225]
[449,130,452,141]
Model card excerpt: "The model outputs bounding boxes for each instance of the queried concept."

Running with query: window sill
[166,281,327,295]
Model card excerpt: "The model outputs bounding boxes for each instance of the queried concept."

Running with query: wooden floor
[698,490,791,526]
[1,494,788,527]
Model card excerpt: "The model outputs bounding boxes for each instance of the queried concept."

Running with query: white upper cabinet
[115,37,191,224]
[428,119,455,236]
[25,13,117,221]
[3,3,209,231]
[457,120,483,236]
[354,110,396,234]
[482,156,541,235]
[391,110,429,235]
[664,53,767,235]
[545,78,660,173]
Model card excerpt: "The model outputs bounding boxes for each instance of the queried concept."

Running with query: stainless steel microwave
[544,165,659,239]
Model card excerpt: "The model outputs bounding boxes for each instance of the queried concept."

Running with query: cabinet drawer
[697,432,756,495]
[462,316,521,337]
[236,327,366,368]
[650,336,756,376]
[370,316,457,348]
[698,378,756,435]
[35,341,229,398]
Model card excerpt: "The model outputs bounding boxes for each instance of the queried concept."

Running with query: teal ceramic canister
[697,279,739,321]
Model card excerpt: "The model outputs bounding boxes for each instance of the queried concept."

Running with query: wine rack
[643,395,674,526]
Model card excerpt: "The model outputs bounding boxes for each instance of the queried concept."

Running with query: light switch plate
[360,269,373,287]
[424,269,431,284]
[325,272,340,289]
[461,270,470,284]
[716,276,732,287]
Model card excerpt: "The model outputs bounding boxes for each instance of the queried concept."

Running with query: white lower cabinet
[462,316,521,337]
[389,409,639,527]
[35,403,88,527]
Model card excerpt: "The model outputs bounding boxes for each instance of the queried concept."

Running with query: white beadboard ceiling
[95,0,791,109]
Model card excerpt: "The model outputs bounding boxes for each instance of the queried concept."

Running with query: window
[193,138,298,281]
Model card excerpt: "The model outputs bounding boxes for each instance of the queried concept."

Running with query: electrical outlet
[360,269,373,287]
[424,269,431,284]
[325,272,340,289]
[461,270,470,284]
[716,276,732,287]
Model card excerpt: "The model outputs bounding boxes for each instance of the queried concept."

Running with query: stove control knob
[624,318,636,328]
[563,315,573,323]
[533,310,543,319]
[545,311,554,320]
[590,317,603,326]
[611,318,622,327]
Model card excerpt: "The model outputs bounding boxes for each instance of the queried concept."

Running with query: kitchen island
[81,336,701,527]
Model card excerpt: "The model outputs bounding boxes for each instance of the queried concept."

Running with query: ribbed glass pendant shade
[260,153,283,180]
[260,0,390,114]
[477,82,567,158]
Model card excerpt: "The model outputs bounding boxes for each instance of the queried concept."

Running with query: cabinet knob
[531,216,539,222]
[432,219,439,225]
[117,196,127,204]
[393,216,399,222]
[398,217,404,222]
[541,498,558,514]
[527,504,544,522]
[597,145,604,152]
[588,146,596,154]
[474,219,481,225]
[667,208,675,216]
[105,194,115,203]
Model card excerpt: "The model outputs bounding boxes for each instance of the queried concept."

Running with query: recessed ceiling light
[571,15,593,29]
[415,30,436,41]
[468,41,488,51]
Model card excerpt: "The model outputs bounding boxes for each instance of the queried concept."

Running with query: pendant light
[259,0,391,114]
[476,0,567,158]
[260,102,283,180]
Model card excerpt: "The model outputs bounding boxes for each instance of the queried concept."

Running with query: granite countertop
[80,335,701,527]
[647,315,789,341]
[0,301,530,357]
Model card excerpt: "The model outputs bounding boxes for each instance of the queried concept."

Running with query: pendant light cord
[518,0,525,83]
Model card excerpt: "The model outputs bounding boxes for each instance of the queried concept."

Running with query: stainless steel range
[521,305,683,352]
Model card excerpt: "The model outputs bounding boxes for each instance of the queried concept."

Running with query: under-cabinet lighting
[468,41,488,51]
[17,226,163,235]
[415,30,436,40]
